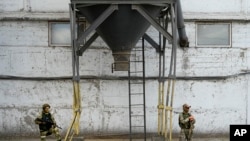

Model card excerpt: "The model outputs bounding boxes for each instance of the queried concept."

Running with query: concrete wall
[0,0,250,137]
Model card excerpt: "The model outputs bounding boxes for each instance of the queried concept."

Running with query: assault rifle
[36,118,62,129]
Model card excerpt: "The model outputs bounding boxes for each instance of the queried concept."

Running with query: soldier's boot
[40,131,47,141]
[52,127,61,141]
[186,136,192,141]
[179,134,186,141]
[55,134,61,141]
[40,136,46,141]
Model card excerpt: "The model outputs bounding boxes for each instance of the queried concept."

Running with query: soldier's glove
[189,115,194,121]
[40,121,46,125]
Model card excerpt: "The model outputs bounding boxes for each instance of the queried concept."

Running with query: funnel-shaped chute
[78,5,163,70]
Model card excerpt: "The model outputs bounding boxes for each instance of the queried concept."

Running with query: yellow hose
[169,80,175,141]
[64,81,81,141]
[158,83,162,134]
[157,83,161,134]
[159,79,175,141]
[161,83,165,135]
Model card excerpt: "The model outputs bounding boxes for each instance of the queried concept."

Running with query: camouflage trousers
[179,128,193,141]
[40,127,61,141]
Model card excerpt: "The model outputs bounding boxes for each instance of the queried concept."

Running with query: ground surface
[0,136,229,141]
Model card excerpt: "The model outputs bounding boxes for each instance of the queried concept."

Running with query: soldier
[178,103,196,141]
[35,103,62,141]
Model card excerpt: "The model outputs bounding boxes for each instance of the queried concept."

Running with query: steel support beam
[78,32,99,56]
[143,33,160,52]
[132,4,173,42]
[76,4,118,45]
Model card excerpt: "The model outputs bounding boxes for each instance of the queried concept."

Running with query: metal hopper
[78,4,163,70]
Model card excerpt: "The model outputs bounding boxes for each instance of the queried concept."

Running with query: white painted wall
[0,0,250,138]
[182,0,250,20]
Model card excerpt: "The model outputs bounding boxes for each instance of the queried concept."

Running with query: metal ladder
[128,38,146,141]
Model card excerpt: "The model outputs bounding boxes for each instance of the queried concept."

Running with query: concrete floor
[0,133,229,141]
[0,137,229,141]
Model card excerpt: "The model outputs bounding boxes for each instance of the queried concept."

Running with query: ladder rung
[130,115,144,117]
[132,49,143,52]
[129,74,143,76]
[131,93,144,95]
[129,132,145,135]
[129,71,143,73]
[129,81,144,84]
[130,61,144,63]
[133,49,143,51]
[129,82,143,84]
[132,47,142,49]
[130,104,144,106]
[131,126,145,128]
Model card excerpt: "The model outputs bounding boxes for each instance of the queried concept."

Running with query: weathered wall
[0,0,250,138]
[0,77,248,136]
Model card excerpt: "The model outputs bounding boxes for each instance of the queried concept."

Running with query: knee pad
[46,132,52,136]
[41,135,46,139]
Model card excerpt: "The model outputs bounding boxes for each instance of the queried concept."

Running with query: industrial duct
[176,0,189,47]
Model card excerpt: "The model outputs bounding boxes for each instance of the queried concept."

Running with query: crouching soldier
[35,103,62,141]
[179,103,196,141]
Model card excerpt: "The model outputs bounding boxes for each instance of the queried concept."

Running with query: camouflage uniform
[35,104,61,141]
[178,104,195,141]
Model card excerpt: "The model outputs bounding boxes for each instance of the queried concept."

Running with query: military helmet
[42,103,51,110]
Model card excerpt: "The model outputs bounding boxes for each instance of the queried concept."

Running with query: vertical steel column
[157,16,166,136]
[128,60,132,140]
[142,37,146,141]
[65,3,82,141]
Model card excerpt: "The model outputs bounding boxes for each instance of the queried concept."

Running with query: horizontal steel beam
[0,74,243,81]
[71,0,174,4]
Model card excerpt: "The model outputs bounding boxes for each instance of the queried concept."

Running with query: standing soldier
[178,103,196,141]
[35,103,62,141]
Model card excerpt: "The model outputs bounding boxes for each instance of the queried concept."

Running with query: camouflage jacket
[35,112,56,131]
[178,112,195,129]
